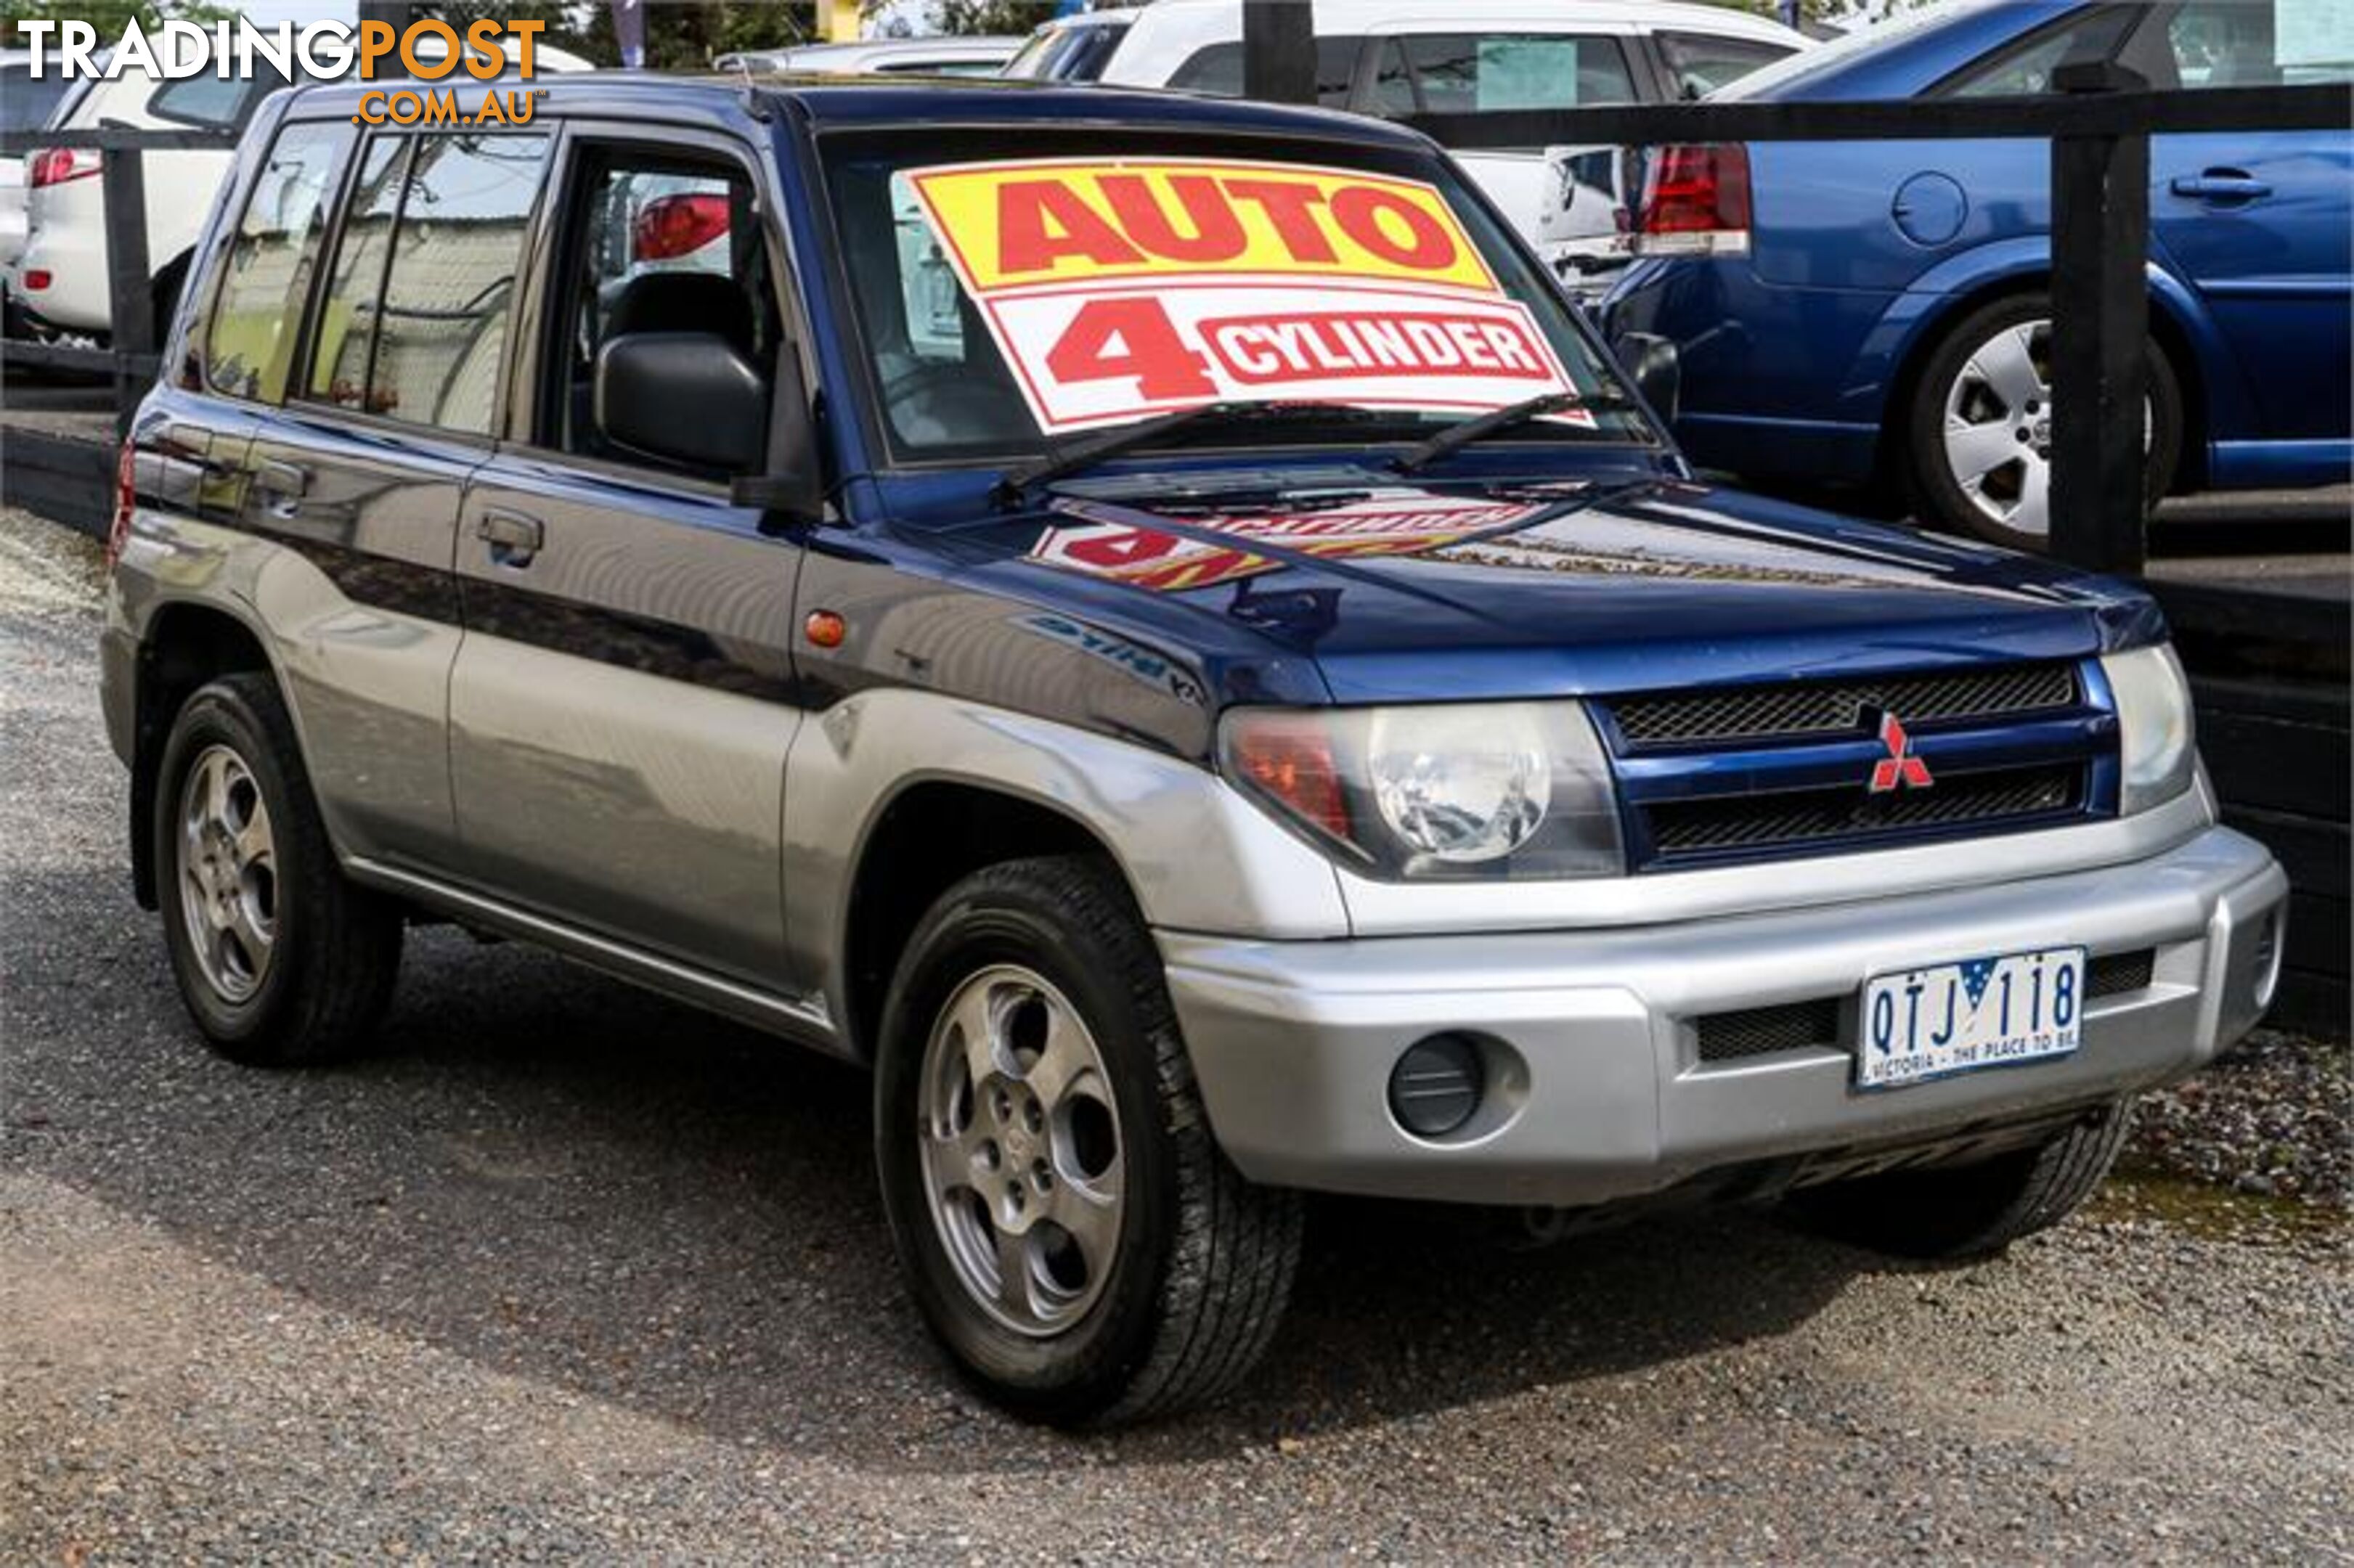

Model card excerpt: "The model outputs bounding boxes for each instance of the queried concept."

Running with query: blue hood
[877,468,2162,708]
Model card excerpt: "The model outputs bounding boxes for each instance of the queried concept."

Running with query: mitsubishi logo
[1868,713,1934,793]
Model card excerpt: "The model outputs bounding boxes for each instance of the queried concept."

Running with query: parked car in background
[716,36,1022,76]
[1600,0,2353,548]
[1001,8,1139,84]
[1006,0,1807,293]
[12,38,590,345]
[1,49,90,340]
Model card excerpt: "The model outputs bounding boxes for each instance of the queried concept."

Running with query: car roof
[280,69,1438,149]
[1711,0,2074,100]
[1129,0,1805,43]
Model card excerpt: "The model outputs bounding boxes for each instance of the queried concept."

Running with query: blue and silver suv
[102,73,2284,1424]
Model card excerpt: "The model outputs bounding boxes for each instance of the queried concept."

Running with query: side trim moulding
[344,858,845,1055]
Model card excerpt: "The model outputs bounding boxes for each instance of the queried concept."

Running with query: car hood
[889,467,2160,706]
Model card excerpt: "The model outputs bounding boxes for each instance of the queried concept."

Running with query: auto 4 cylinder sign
[905,157,1587,433]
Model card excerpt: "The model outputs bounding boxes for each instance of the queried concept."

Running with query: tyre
[1784,1103,2133,1261]
[155,672,402,1066]
[874,854,1303,1426]
[1903,292,2181,551]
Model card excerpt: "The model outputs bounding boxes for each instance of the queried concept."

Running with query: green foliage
[927,0,1059,36]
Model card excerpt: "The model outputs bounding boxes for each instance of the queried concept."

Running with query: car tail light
[29,147,102,188]
[22,269,52,291]
[632,192,729,261]
[1633,144,1751,256]
[106,441,135,569]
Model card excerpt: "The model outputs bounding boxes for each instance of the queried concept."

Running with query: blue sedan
[1599,0,2352,547]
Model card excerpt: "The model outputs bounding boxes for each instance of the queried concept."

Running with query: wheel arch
[129,600,280,909]
[1869,258,2215,497]
[839,777,1131,1065]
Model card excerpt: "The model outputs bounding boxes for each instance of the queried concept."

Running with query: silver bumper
[1161,825,2286,1206]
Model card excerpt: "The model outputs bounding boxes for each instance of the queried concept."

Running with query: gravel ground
[2125,1029,2351,1206]
[4,506,2349,1564]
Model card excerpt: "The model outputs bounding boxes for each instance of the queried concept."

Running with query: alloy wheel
[176,743,277,1003]
[918,963,1125,1337]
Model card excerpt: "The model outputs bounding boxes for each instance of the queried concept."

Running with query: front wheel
[874,855,1303,1426]
[1783,1103,2133,1260]
[1903,292,2181,551]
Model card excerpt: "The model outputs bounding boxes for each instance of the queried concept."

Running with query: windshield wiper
[993,401,1404,504]
[1388,388,1645,475]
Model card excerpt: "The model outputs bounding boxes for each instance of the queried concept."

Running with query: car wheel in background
[1905,292,2180,552]
[155,673,404,1066]
[874,854,1303,1426]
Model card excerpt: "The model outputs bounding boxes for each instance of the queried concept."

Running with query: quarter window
[1944,7,2137,97]
[205,121,353,403]
[309,133,550,433]
[1370,34,1638,117]
[1165,37,1364,106]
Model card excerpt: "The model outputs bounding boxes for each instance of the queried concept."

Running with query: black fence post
[2048,63,2150,576]
[1241,0,1316,107]
[100,146,153,441]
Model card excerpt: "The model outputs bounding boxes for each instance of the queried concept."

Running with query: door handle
[2170,170,2272,202]
[476,508,545,567]
[255,459,309,496]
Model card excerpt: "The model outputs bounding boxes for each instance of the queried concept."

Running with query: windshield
[818,128,1649,467]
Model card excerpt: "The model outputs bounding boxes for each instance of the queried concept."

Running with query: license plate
[1857,947,2086,1090]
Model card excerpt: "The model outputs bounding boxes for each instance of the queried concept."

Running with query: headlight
[1220,702,1624,880]
[2103,643,2196,814]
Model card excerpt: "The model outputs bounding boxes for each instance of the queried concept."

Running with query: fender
[111,511,463,869]
[778,687,1351,1050]
[1842,236,2257,454]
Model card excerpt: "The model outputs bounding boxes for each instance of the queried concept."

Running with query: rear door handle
[2170,170,2273,202]
[255,459,309,496]
[476,508,545,567]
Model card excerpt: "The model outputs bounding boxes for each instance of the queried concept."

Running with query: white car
[13,39,589,341]
[717,37,1024,76]
[1017,0,1809,290]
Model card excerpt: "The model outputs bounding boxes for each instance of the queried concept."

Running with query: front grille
[1645,764,2082,861]
[1696,998,1843,1063]
[2086,949,2156,998]
[1611,662,2079,750]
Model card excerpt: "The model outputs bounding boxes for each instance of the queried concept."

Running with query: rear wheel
[1904,292,2180,550]
[874,854,1303,1426]
[1784,1103,2133,1259]
[155,673,402,1066]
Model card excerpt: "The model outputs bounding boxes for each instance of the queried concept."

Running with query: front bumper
[1162,825,2285,1206]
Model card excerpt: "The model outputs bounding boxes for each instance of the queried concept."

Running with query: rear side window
[147,74,271,128]
[1,65,73,132]
[1370,34,1639,116]
[205,121,354,403]
[2169,0,2353,87]
[1943,7,2137,97]
[1165,38,1363,106]
[309,133,550,433]
[1655,31,1798,100]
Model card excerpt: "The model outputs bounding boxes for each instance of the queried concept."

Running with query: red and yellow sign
[905,157,1576,436]
[909,158,1497,293]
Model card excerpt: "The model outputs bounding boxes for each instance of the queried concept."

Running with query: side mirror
[1613,331,1681,422]
[595,331,768,475]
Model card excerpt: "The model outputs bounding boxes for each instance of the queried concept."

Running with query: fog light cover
[1388,1034,1484,1139]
